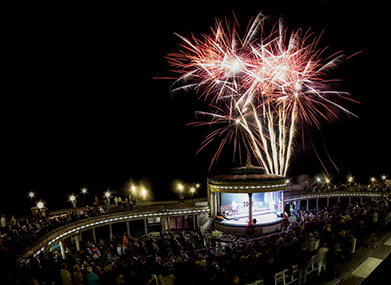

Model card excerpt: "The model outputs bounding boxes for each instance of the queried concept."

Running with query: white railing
[253,255,319,285]
[274,255,319,285]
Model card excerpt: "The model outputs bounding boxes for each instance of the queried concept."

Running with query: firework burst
[167,12,357,176]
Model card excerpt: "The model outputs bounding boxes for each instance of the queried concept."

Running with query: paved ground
[18,197,208,223]
[305,230,391,285]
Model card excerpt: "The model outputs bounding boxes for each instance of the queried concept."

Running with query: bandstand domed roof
[208,164,287,193]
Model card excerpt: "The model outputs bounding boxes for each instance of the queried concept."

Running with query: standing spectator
[94,196,99,212]
[179,193,184,203]
[86,267,100,284]
[329,244,343,280]
[122,234,129,253]
[372,209,378,232]
[1,214,6,233]
[306,232,319,254]
[297,244,311,285]
[10,215,16,228]
[60,263,73,285]
[73,265,85,285]
[114,197,118,206]
[317,243,329,276]
[95,266,105,279]
[263,256,276,285]
[117,243,123,257]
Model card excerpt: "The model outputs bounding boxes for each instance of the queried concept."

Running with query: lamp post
[37,201,44,218]
[70,195,76,209]
[190,187,195,205]
[141,189,146,210]
[178,184,184,203]
[310,178,321,192]
[105,191,110,206]
[130,186,137,206]
[28,192,34,207]
[81,187,87,206]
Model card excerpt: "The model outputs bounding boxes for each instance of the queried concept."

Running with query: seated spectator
[86,266,100,285]
[159,265,175,285]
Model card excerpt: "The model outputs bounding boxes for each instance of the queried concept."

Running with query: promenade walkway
[305,230,391,285]
[16,198,210,259]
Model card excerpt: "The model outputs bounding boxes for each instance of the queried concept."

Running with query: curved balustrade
[17,191,384,259]
[285,191,383,202]
[285,191,384,211]
[18,205,210,259]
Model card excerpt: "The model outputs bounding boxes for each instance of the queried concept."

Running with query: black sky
[2,1,390,213]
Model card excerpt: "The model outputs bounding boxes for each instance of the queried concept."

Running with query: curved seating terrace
[18,190,385,260]
[18,204,210,259]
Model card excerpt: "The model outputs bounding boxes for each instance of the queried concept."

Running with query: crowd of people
[0,191,390,284]
[0,205,110,257]
[306,180,390,194]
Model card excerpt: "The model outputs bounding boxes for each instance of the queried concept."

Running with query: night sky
[3,1,390,214]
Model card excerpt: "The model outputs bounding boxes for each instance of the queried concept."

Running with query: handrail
[17,205,210,259]
[285,191,383,201]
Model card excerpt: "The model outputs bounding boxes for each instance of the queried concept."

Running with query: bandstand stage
[208,165,287,235]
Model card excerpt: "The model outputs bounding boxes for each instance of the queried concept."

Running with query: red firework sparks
[167,12,358,175]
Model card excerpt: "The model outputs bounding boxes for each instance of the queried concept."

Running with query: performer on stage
[231,200,237,213]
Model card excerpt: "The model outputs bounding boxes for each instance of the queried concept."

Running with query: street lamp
[190,187,195,205]
[37,201,44,218]
[178,184,184,203]
[105,191,111,206]
[81,187,88,205]
[370,177,376,190]
[141,189,147,209]
[28,191,35,207]
[310,178,320,189]
[37,201,43,209]
[129,185,138,207]
[70,195,76,209]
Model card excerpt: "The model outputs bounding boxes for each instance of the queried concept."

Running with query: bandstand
[208,165,287,235]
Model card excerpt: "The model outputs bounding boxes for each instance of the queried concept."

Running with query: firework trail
[167,12,357,176]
